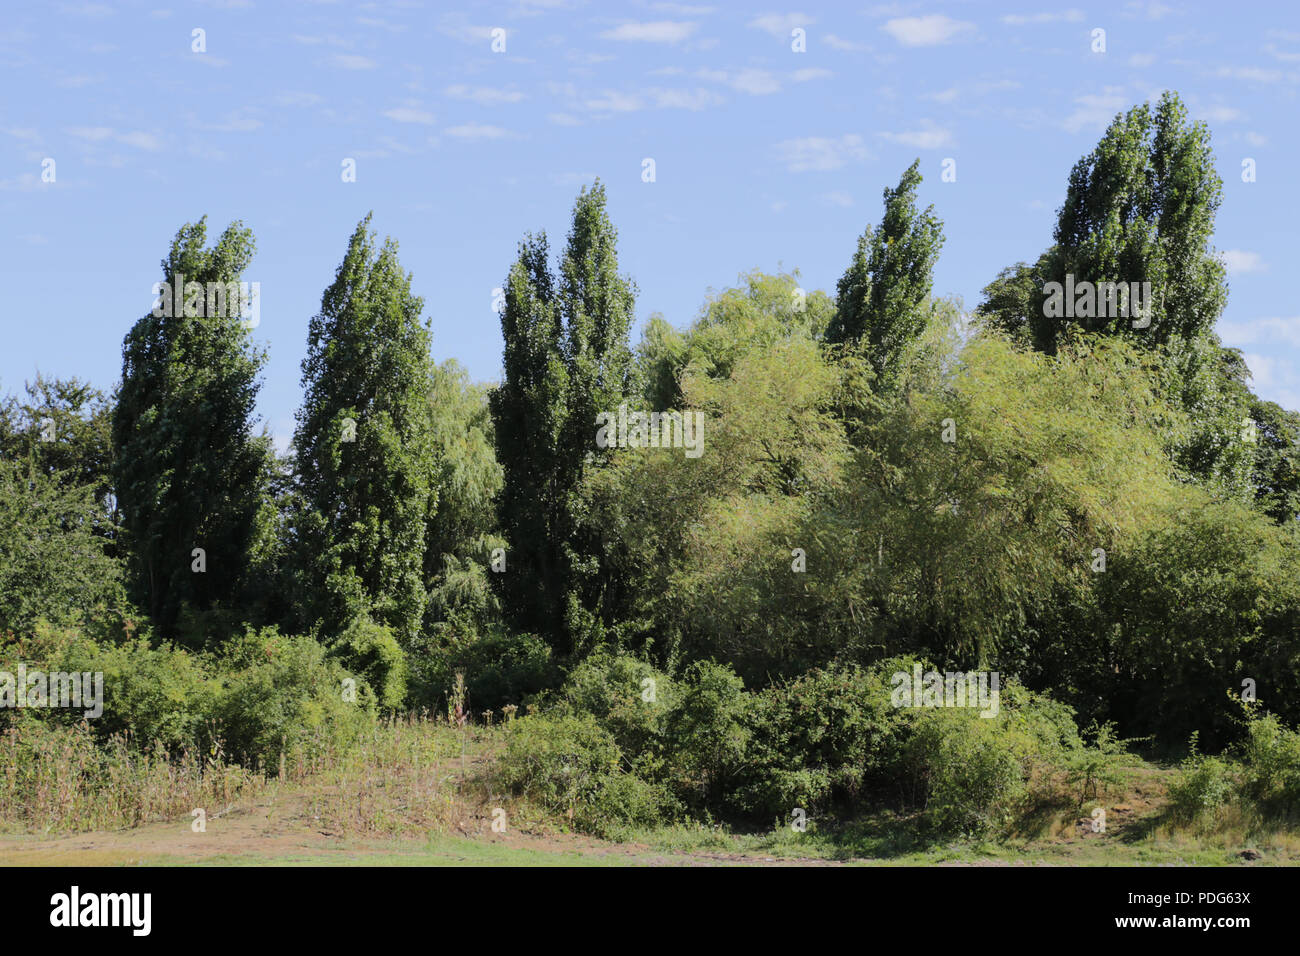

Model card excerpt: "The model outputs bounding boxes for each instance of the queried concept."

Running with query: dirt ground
[0,787,843,867]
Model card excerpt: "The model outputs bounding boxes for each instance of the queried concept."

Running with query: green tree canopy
[112,217,271,639]
[292,214,437,648]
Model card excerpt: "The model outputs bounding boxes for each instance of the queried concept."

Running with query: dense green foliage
[111,218,273,640]
[826,159,945,391]
[291,215,438,649]
[490,182,637,656]
[4,89,1299,844]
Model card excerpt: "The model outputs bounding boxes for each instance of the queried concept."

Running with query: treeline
[3,89,1299,770]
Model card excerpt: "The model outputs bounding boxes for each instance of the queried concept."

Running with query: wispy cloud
[1220,316,1300,348]
[1219,249,1267,274]
[748,13,812,39]
[823,33,870,51]
[68,126,162,149]
[698,68,781,95]
[880,120,952,149]
[773,134,870,172]
[331,53,377,70]
[445,84,525,105]
[383,107,436,125]
[1063,87,1127,133]
[437,14,495,45]
[881,15,975,47]
[600,21,699,43]
[445,123,510,139]
[1001,10,1084,25]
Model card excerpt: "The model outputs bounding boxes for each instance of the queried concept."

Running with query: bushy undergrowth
[2,622,377,771]
[0,715,264,832]
[1169,710,1300,828]
[493,652,1135,839]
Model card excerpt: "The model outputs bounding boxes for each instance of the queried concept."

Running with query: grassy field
[2,719,1294,867]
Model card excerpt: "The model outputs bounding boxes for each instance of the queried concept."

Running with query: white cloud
[0,173,46,192]
[67,126,160,149]
[1063,87,1127,133]
[583,90,645,112]
[332,54,377,70]
[549,112,582,126]
[383,107,436,125]
[880,120,952,149]
[600,21,699,43]
[1215,66,1285,83]
[821,190,854,207]
[56,74,101,88]
[880,15,974,47]
[699,67,781,94]
[445,123,510,139]
[438,15,495,45]
[696,66,828,96]
[1001,10,1084,24]
[1220,316,1300,348]
[773,134,870,172]
[1219,249,1267,274]
[823,33,869,51]
[1198,105,1241,123]
[1125,1,1177,20]
[277,91,323,107]
[67,126,114,141]
[445,84,526,105]
[292,34,352,47]
[748,13,812,39]
[651,2,714,13]
[58,2,113,17]
[1129,53,1157,67]
[652,87,725,109]
[923,78,1019,103]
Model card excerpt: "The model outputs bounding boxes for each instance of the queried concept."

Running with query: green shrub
[560,650,675,768]
[209,627,372,768]
[4,622,216,751]
[412,628,557,714]
[733,661,908,818]
[1168,751,1237,823]
[663,660,751,809]
[494,712,675,835]
[1237,712,1300,815]
[1062,722,1144,804]
[331,617,408,709]
[905,706,1035,835]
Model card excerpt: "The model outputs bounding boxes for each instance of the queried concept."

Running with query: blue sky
[3,0,1298,450]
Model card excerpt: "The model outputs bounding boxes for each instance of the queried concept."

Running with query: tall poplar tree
[826,160,945,388]
[490,182,636,654]
[292,214,437,647]
[1026,91,1227,351]
[112,218,271,639]
[976,91,1251,496]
